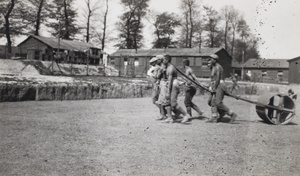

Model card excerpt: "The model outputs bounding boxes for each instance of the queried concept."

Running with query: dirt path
[1,96,300,176]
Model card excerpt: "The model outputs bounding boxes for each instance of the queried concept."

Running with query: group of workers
[147,54,237,124]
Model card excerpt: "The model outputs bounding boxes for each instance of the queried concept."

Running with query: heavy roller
[255,93,295,125]
[174,66,296,125]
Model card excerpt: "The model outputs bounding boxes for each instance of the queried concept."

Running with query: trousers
[208,82,230,115]
[184,85,196,107]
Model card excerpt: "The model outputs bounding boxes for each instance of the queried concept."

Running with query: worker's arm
[189,68,201,85]
[167,68,174,97]
[210,66,220,92]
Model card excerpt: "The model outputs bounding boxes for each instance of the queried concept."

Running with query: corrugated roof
[242,58,289,69]
[18,35,99,51]
[110,47,223,57]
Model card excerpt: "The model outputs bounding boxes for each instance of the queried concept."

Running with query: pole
[53,20,61,74]
[5,43,7,59]
[241,50,244,80]
[86,48,89,76]
[55,20,61,74]
[71,50,73,75]
[174,64,295,114]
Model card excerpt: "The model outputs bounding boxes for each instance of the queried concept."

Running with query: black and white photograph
[0,0,300,175]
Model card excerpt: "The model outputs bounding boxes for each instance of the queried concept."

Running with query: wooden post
[86,48,89,76]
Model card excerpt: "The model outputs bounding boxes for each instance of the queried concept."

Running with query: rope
[173,64,295,114]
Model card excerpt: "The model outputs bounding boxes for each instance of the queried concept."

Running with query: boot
[162,116,174,123]
[229,112,237,123]
[206,114,218,123]
[181,114,191,123]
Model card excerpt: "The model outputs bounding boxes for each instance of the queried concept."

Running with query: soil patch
[0,96,299,175]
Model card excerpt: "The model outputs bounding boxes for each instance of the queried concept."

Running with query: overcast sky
[1,0,299,59]
[135,0,300,59]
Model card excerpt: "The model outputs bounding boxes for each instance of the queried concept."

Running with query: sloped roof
[231,59,242,68]
[242,58,289,69]
[110,47,225,57]
[18,35,100,51]
[287,56,300,62]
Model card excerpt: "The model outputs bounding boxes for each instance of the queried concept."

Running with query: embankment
[1,58,298,102]
[0,77,296,102]
[0,82,152,102]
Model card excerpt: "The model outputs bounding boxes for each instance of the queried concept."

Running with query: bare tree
[101,0,108,50]
[194,19,205,50]
[81,0,101,43]
[26,0,53,36]
[228,6,240,57]
[0,0,15,54]
[33,0,44,36]
[0,0,31,55]
[82,0,110,51]
[116,0,149,49]
[47,0,79,40]
[203,6,222,48]
[220,5,232,51]
[179,0,201,48]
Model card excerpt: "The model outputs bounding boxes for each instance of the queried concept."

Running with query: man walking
[182,59,203,117]
[158,55,191,123]
[206,54,237,123]
[148,56,166,120]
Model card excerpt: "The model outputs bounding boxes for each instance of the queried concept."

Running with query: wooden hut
[287,56,300,84]
[109,48,232,78]
[17,35,103,66]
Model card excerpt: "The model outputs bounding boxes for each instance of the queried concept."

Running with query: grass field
[1,95,300,176]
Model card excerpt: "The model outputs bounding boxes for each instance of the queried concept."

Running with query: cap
[234,73,238,76]
[149,57,159,63]
[210,54,219,60]
[156,55,164,60]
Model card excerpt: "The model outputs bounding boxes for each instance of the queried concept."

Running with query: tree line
[0,0,259,62]
[0,0,109,54]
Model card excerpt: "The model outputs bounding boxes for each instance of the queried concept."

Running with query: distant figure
[230,73,239,94]
[288,89,297,100]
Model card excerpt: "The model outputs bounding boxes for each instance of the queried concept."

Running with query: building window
[195,57,202,66]
[134,58,139,66]
[202,57,209,66]
[277,71,283,81]
[188,57,194,66]
[262,70,267,77]
[94,49,100,55]
[110,58,115,65]
[35,51,40,59]
[91,49,98,55]
[34,50,40,60]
